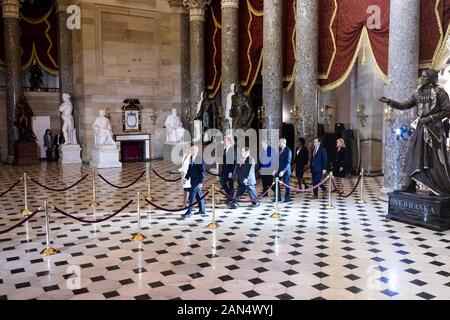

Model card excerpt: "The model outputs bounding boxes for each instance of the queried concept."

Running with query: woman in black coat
[333,138,348,178]
[295,138,309,190]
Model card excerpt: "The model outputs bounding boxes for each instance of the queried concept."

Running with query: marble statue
[225,83,235,130]
[92,109,116,145]
[379,69,450,195]
[193,93,206,142]
[59,93,77,145]
[165,108,185,143]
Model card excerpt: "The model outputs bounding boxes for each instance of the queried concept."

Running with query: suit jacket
[311,147,328,173]
[277,147,292,175]
[43,134,53,148]
[333,147,348,171]
[221,146,237,177]
[295,146,309,173]
[237,156,256,185]
[185,155,205,188]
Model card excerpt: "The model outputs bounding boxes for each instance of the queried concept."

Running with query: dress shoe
[251,202,260,208]
[196,211,207,216]
[181,212,192,218]
[228,203,238,209]
[282,199,292,204]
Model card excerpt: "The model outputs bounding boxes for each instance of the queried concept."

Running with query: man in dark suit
[311,137,328,198]
[230,147,259,209]
[220,136,237,206]
[182,145,206,218]
[53,131,65,161]
[272,138,292,203]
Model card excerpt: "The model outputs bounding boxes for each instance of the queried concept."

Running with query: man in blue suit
[220,136,237,207]
[271,138,292,203]
[311,137,328,198]
[182,145,206,218]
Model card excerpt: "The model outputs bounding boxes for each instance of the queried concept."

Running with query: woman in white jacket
[178,145,192,206]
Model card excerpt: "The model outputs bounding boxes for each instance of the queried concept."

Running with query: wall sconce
[149,108,158,125]
[258,105,267,127]
[384,106,396,126]
[320,105,333,126]
[356,104,368,127]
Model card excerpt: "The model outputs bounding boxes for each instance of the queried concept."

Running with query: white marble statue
[92,109,116,145]
[193,92,205,142]
[225,83,235,130]
[165,108,185,143]
[59,93,77,144]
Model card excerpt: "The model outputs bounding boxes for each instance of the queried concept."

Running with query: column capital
[1,0,20,19]
[183,0,210,21]
[221,0,239,9]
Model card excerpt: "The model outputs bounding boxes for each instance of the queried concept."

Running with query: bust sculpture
[59,93,77,145]
[92,109,116,145]
[165,108,185,143]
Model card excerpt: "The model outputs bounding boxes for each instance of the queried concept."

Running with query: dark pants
[186,186,206,215]
[272,173,291,201]
[220,174,234,202]
[312,171,327,196]
[54,146,60,161]
[234,183,259,205]
[45,148,53,161]
[261,175,273,197]
[296,169,308,190]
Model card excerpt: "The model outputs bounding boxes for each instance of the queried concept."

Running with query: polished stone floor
[0,161,449,300]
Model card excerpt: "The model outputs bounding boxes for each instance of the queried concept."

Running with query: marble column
[168,0,190,130]
[380,0,420,200]
[295,0,318,146]
[263,0,282,136]
[221,0,239,113]
[2,0,23,161]
[56,0,74,98]
[183,0,209,133]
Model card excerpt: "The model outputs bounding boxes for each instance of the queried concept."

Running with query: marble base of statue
[90,144,122,169]
[60,144,82,164]
[387,191,450,231]
[14,141,39,166]
[163,141,189,164]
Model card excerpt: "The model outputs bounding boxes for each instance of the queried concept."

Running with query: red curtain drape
[205,0,222,97]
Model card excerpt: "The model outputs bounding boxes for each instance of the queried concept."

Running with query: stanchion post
[145,163,152,201]
[324,172,335,209]
[208,184,220,229]
[132,192,146,241]
[40,200,59,256]
[89,169,100,208]
[356,168,366,204]
[21,173,31,216]
[271,177,281,219]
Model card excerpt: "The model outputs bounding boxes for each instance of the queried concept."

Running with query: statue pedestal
[387,191,450,231]
[163,142,189,164]
[61,144,82,164]
[14,141,39,166]
[90,144,122,169]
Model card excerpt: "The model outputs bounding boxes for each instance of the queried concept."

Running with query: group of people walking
[178,135,349,218]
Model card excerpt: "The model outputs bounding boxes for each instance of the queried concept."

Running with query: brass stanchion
[271,177,281,219]
[40,201,59,256]
[324,172,335,209]
[145,163,152,201]
[131,192,146,241]
[207,184,220,229]
[21,173,31,216]
[356,168,366,204]
[89,169,100,208]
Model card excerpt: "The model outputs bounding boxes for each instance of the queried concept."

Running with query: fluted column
[263,0,283,135]
[2,0,23,160]
[183,0,209,132]
[380,0,420,200]
[221,0,239,113]
[295,0,318,145]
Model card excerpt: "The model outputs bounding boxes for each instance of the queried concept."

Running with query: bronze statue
[231,83,254,131]
[195,92,222,134]
[15,94,36,142]
[29,62,43,90]
[379,69,450,195]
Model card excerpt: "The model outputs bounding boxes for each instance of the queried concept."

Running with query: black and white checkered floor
[0,161,449,300]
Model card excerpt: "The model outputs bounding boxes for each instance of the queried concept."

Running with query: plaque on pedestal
[14,141,39,166]
[387,191,450,231]
[61,144,82,164]
[90,144,122,169]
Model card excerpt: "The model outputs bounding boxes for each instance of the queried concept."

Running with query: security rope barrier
[218,182,275,203]
[29,174,90,192]
[152,169,181,182]
[144,191,210,212]
[279,175,330,193]
[0,208,41,235]
[98,171,145,189]
[0,179,21,198]
[331,175,362,199]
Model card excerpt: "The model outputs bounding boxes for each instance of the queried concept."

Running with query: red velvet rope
[332,175,362,199]
[0,179,21,197]
[53,199,134,224]
[30,174,90,192]
[0,208,41,235]
[152,169,181,182]
[279,175,330,193]
[218,182,275,203]
[98,171,145,189]
[144,191,210,212]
